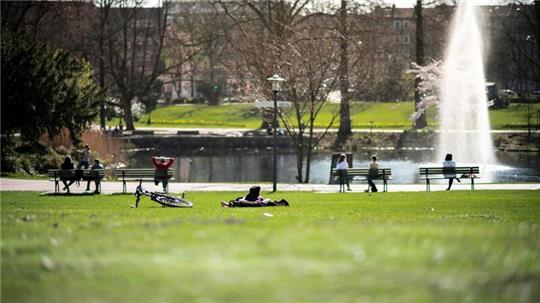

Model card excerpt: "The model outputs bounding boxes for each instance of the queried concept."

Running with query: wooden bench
[48,169,105,194]
[419,166,480,191]
[115,168,174,193]
[330,168,393,192]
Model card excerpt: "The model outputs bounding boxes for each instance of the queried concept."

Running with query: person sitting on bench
[151,156,174,192]
[60,156,75,193]
[221,186,289,207]
[443,153,461,190]
[365,155,379,193]
[86,159,104,193]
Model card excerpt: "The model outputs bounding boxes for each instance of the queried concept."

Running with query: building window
[394,35,401,44]
[402,35,410,44]
[394,20,401,30]
[403,20,409,29]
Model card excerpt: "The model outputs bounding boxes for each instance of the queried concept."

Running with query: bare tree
[340,4,398,102]
[220,0,340,183]
[163,2,207,102]
[103,0,170,130]
[488,1,540,91]
[279,14,340,183]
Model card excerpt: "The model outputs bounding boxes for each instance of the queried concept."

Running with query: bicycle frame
[133,180,191,208]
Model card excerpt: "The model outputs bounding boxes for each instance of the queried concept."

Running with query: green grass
[489,103,540,129]
[0,172,48,180]
[138,104,261,128]
[127,102,540,130]
[2,191,539,302]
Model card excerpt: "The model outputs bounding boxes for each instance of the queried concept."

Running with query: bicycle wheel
[152,194,193,208]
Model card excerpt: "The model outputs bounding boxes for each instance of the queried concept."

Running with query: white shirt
[336,161,348,170]
[369,161,379,177]
[442,160,456,178]
[81,149,90,162]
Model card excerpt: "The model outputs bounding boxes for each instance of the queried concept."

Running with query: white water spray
[437,1,497,166]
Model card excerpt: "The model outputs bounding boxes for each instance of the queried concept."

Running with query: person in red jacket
[152,156,174,192]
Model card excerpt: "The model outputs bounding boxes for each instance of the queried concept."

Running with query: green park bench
[115,168,174,193]
[48,169,105,194]
[419,166,480,191]
[330,168,393,192]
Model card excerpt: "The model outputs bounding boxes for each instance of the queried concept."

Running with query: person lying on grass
[221,186,289,207]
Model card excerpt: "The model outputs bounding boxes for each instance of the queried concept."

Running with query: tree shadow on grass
[40,192,101,197]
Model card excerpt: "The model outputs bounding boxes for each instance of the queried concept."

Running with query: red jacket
[152,157,174,170]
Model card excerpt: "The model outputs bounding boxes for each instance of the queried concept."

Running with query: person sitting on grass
[151,156,174,192]
[86,159,104,193]
[221,186,289,207]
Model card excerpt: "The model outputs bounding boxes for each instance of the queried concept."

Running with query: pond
[128,148,540,184]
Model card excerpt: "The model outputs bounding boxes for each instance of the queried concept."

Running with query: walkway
[130,126,540,136]
[1,178,538,195]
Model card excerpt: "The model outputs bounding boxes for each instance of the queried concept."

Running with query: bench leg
[384,179,388,192]
[426,179,430,192]
[55,180,59,194]
[123,180,127,194]
[471,178,475,190]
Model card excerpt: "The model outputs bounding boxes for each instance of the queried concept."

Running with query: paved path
[1,178,538,195]
[130,126,540,136]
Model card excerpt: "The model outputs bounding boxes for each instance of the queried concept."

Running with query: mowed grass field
[132,102,540,129]
[2,190,539,303]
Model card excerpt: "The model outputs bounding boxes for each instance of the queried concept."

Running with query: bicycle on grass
[132,180,193,208]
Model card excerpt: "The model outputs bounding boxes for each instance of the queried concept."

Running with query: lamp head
[267,74,285,92]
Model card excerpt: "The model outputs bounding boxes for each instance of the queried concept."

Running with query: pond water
[128,149,540,184]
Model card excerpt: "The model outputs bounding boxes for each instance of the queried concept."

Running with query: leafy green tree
[1,29,102,145]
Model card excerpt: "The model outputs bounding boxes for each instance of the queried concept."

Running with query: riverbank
[118,128,540,154]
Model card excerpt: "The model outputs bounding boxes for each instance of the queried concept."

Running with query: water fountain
[437,1,497,166]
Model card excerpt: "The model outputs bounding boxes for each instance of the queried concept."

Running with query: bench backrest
[419,167,480,176]
[115,168,174,179]
[331,168,392,179]
[48,169,105,179]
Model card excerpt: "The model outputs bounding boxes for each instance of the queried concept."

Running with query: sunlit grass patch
[2,190,539,302]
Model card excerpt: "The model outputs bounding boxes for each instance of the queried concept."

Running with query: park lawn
[135,102,438,129]
[489,103,540,129]
[1,190,539,303]
[132,102,538,130]
[138,103,261,128]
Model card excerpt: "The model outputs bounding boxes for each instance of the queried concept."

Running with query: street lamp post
[267,74,285,192]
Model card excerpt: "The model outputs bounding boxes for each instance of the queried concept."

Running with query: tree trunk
[121,95,135,130]
[296,131,304,183]
[98,3,107,131]
[208,52,219,106]
[304,116,315,183]
[413,0,428,129]
[535,1,540,86]
[337,0,352,138]
[99,47,106,130]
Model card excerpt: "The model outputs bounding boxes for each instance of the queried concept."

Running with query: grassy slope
[2,191,539,303]
[131,103,540,129]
